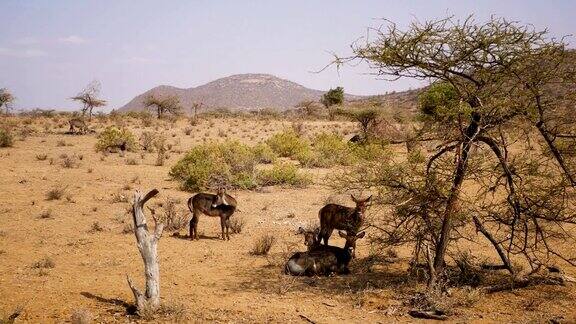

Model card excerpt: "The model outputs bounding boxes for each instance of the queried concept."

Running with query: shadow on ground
[80,292,137,315]
[171,233,223,241]
[228,253,415,298]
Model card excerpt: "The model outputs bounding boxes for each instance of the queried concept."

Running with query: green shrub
[170,140,258,191]
[266,129,310,158]
[350,142,388,162]
[298,132,354,168]
[252,143,277,164]
[0,128,13,147]
[171,140,313,191]
[257,162,311,187]
[95,126,137,152]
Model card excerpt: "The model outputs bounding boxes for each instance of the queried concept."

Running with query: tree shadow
[80,292,137,315]
[171,233,223,241]
[228,253,415,298]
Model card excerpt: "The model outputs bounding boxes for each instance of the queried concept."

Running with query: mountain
[118,73,363,112]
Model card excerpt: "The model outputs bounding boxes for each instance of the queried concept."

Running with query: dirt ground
[0,116,575,323]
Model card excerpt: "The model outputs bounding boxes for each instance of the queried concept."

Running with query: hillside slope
[118,74,353,112]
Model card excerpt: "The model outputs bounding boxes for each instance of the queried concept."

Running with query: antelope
[187,187,237,240]
[284,227,365,276]
[318,195,371,256]
[68,118,88,134]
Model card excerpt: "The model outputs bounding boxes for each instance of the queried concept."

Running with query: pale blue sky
[1,0,575,111]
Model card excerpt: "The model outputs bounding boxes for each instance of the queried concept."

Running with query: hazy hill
[118,73,365,112]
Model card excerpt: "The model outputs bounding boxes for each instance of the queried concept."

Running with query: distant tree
[0,88,15,114]
[71,81,106,121]
[144,94,182,119]
[191,101,204,119]
[351,108,380,140]
[295,100,321,116]
[321,87,344,120]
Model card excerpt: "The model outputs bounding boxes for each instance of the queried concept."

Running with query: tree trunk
[432,112,481,282]
[126,189,164,312]
[88,106,93,121]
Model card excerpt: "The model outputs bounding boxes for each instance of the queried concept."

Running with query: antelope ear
[364,195,372,203]
[350,194,358,202]
[356,231,366,239]
[297,227,305,234]
[314,227,320,235]
[338,231,347,238]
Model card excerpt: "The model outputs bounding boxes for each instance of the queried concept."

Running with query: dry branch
[126,189,164,312]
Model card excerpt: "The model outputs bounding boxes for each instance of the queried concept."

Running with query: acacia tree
[295,100,322,117]
[144,94,182,119]
[0,88,15,114]
[71,81,106,121]
[351,108,379,141]
[321,87,344,120]
[333,16,576,288]
[191,101,203,119]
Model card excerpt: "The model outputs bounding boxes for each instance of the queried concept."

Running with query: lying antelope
[285,227,365,276]
[68,118,88,134]
[318,194,371,256]
[187,187,237,240]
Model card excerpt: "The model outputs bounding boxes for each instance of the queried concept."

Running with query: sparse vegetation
[144,94,182,119]
[35,153,48,161]
[38,209,53,219]
[297,132,353,167]
[229,217,246,234]
[32,257,55,269]
[250,234,275,255]
[252,143,277,164]
[170,140,262,190]
[96,126,138,152]
[70,309,93,324]
[266,129,310,158]
[46,186,66,200]
[89,221,105,233]
[0,128,14,148]
[157,197,188,232]
[138,302,187,322]
[257,162,311,187]
[0,88,15,114]
[70,80,106,120]
[60,153,81,168]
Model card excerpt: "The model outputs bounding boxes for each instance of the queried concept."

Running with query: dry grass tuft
[38,209,53,219]
[46,186,66,200]
[250,234,275,255]
[138,302,187,322]
[229,217,246,234]
[89,221,105,233]
[70,309,93,324]
[35,153,48,161]
[32,256,55,269]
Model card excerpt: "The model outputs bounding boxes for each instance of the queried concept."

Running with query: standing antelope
[284,227,365,276]
[68,118,88,134]
[187,188,237,240]
[318,195,371,256]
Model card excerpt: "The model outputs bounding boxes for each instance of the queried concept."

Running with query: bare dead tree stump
[126,189,164,313]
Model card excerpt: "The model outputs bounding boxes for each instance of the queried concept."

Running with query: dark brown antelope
[284,228,365,276]
[68,118,88,134]
[187,187,237,240]
[318,195,371,256]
